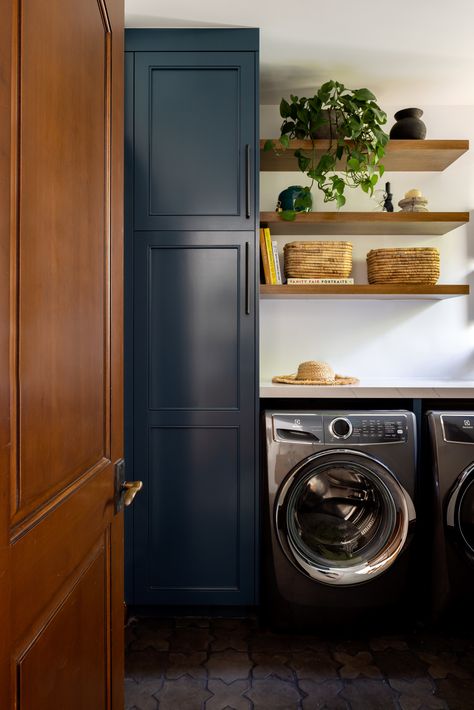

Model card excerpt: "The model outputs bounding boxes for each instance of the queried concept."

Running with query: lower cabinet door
[127,231,257,604]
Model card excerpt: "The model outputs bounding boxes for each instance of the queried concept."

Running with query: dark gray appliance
[427,411,474,622]
[264,410,417,628]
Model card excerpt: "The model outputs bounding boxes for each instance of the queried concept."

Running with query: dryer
[427,411,474,623]
[263,410,417,629]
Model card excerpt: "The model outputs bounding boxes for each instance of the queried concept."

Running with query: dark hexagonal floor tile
[205,649,253,683]
[210,628,251,652]
[124,678,162,710]
[372,649,429,680]
[435,676,474,710]
[210,617,257,633]
[251,652,294,681]
[289,650,340,681]
[340,679,399,709]
[154,676,212,710]
[166,651,208,680]
[333,651,382,680]
[299,679,347,710]
[249,631,298,654]
[125,648,168,682]
[417,651,471,680]
[205,679,252,709]
[389,678,447,710]
[169,627,213,653]
[244,678,302,709]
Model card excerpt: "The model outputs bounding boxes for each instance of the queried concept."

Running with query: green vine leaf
[353,88,376,101]
[280,210,297,221]
[280,98,290,118]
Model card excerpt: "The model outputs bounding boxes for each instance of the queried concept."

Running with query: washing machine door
[275,449,416,586]
[446,463,474,557]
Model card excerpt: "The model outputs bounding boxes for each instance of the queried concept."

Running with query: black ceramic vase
[390,108,426,139]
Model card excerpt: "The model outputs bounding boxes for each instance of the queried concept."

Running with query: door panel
[149,67,239,217]
[132,416,256,604]
[1,0,124,706]
[130,231,256,604]
[134,52,255,231]
[15,0,109,523]
[11,465,113,644]
[147,426,240,590]
[134,232,254,417]
[147,244,239,410]
[18,546,107,710]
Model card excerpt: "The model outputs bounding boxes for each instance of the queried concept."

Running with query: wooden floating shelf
[260,284,470,300]
[260,139,469,172]
[260,211,469,236]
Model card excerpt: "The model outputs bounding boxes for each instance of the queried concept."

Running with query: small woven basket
[284,241,353,279]
[367,247,440,285]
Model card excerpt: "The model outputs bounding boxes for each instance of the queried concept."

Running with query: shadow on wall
[259,298,441,379]
[125,15,247,28]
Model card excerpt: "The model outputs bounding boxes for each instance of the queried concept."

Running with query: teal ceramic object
[277,185,312,212]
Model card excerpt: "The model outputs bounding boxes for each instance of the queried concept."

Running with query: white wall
[259,106,474,381]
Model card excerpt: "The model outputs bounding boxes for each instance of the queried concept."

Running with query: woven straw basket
[284,241,353,279]
[367,247,440,285]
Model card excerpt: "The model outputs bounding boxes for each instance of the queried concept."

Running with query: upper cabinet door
[134,52,256,231]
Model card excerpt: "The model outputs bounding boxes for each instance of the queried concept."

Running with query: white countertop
[260,379,474,398]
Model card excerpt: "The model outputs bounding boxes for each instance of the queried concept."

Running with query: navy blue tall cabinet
[125,29,259,605]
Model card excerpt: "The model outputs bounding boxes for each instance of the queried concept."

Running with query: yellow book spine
[264,227,277,284]
[259,227,272,284]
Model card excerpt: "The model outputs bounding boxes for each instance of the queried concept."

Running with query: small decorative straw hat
[272,360,358,386]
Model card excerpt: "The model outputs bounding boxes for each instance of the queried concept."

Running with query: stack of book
[259,227,282,285]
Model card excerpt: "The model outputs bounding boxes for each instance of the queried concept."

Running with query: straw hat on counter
[272,360,359,386]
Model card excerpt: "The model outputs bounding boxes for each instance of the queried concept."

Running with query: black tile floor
[125,616,474,709]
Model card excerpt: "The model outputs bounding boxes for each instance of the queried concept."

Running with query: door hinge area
[114,458,126,514]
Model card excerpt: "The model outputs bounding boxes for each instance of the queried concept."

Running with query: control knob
[329,417,353,439]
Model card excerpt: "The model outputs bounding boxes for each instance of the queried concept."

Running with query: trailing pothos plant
[264,80,389,219]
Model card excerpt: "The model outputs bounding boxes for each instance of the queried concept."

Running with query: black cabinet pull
[245,144,251,218]
[245,241,250,315]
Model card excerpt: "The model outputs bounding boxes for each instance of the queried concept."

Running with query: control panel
[272,413,408,445]
[326,414,408,444]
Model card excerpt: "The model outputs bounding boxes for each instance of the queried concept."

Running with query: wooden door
[1,0,125,707]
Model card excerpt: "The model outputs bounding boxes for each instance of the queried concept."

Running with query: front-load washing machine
[427,411,474,623]
[263,410,417,629]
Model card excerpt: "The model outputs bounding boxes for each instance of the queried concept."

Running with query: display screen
[442,415,474,443]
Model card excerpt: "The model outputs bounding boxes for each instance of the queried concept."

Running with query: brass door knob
[121,480,143,507]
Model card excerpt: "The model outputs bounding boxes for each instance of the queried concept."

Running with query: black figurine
[383,182,394,212]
